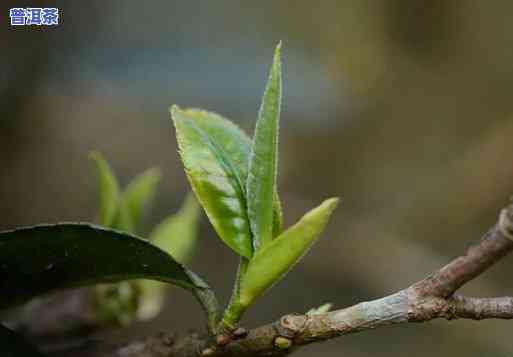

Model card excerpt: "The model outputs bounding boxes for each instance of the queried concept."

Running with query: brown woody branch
[50,201,513,357]
[449,295,513,320]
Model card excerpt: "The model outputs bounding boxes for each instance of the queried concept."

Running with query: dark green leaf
[0,223,219,330]
[247,43,282,251]
[0,324,46,357]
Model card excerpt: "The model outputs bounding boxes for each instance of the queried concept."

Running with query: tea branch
[74,199,513,357]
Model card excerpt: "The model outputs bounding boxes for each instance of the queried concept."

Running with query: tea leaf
[247,43,282,251]
[117,168,161,233]
[239,198,338,308]
[150,192,200,261]
[272,190,283,237]
[0,223,218,330]
[180,108,284,241]
[90,152,120,227]
[171,106,253,258]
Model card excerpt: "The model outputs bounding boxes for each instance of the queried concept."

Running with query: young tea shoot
[171,43,339,332]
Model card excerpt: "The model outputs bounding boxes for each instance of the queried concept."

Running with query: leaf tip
[272,42,282,72]
[275,40,282,55]
[301,197,339,229]
[322,197,340,212]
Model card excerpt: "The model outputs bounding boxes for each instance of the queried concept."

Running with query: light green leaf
[170,106,253,258]
[90,151,121,226]
[0,324,46,357]
[272,189,283,237]
[116,168,162,233]
[174,109,251,196]
[150,192,200,261]
[0,223,219,332]
[247,43,282,251]
[239,198,338,308]
[180,108,284,241]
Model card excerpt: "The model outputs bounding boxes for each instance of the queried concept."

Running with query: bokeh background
[2,1,513,356]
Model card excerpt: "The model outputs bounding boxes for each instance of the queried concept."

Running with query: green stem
[185,271,221,335]
[219,257,249,332]
[194,287,221,335]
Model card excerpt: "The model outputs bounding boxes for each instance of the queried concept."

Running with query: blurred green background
[2,1,513,356]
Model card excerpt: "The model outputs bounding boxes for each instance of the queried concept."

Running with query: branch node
[277,314,308,338]
[408,294,452,322]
